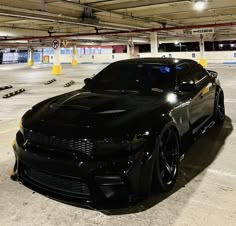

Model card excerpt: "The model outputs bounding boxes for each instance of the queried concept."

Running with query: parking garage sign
[192,28,214,35]
[52,39,60,49]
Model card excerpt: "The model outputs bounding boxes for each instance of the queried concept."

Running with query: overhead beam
[1,22,236,42]
[0,5,96,28]
[0,25,48,32]
[129,2,236,18]
[45,0,62,3]
[83,0,119,4]
[146,6,236,17]
[0,19,27,23]
[91,0,189,11]
[43,0,179,26]
[0,5,146,36]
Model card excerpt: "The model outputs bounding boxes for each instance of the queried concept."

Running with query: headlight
[19,119,23,133]
[95,132,149,155]
[12,139,16,148]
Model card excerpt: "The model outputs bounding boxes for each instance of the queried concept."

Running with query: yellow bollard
[52,65,62,75]
[199,58,208,67]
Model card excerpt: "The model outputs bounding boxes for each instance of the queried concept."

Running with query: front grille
[23,167,90,196]
[24,129,94,156]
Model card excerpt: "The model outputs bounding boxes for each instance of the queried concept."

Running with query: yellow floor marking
[9,168,14,176]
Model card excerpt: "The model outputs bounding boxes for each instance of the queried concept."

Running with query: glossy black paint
[12,58,223,208]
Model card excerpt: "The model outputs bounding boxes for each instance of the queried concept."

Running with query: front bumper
[12,131,154,209]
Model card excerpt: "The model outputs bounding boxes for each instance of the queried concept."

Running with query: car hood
[24,90,169,138]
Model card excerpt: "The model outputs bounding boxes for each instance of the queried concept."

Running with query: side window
[176,63,194,84]
[190,62,206,82]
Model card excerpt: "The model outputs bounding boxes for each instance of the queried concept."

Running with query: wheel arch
[151,122,181,192]
[215,85,224,98]
[214,85,225,124]
[154,120,183,161]
[214,85,224,112]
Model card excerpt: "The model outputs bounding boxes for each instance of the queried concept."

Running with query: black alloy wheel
[153,127,180,192]
[215,91,225,124]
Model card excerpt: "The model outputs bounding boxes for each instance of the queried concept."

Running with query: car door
[176,63,204,130]
[192,62,216,116]
[188,62,216,133]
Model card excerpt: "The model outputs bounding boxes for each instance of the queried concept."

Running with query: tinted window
[176,63,194,84]
[140,64,174,91]
[86,62,174,93]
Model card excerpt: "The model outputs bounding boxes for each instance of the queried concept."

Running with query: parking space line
[207,169,236,178]
[0,128,18,134]
[225,99,236,103]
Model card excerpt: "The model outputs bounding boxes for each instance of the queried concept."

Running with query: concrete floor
[0,63,235,226]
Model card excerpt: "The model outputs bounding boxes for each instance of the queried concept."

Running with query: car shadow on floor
[101,116,233,215]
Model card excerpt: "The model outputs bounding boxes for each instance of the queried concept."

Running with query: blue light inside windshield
[160,66,171,74]
[176,66,183,70]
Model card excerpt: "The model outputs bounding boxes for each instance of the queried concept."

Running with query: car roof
[114,58,194,66]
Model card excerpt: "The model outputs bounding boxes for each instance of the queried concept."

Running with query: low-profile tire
[214,91,225,124]
[153,127,180,192]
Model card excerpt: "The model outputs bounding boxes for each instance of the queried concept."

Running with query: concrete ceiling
[1,0,236,47]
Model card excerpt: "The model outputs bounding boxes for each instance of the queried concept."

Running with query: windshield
[84,62,175,93]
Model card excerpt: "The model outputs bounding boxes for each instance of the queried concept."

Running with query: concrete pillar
[199,35,208,67]
[28,48,34,66]
[52,39,62,75]
[127,38,134,59]
[150,32,159,57]
[71,45,78,66]
[41,48,44,63]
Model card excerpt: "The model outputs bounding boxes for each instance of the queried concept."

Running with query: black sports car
[12,58,225,208]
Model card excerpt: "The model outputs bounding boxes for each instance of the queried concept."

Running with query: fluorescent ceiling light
[193,0,208,12]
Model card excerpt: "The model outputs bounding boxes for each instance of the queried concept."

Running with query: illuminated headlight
[166,93,177,104]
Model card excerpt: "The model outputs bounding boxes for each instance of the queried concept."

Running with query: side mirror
[179,82,196,92]
[207,70,218,79]
[84,78,92,85]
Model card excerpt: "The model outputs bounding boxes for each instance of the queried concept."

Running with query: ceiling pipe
[0,5,132,31]
[1,22,236,42]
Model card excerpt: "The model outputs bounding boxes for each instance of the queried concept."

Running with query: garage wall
[78,53,129,63]
[46,53,129,64]
[2,50,236,65]
[42,51,236,64]
[205,51,236,63]
[139,51,236,64]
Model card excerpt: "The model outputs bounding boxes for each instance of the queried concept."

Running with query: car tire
[214,90,225,124]
[153,127,180,192]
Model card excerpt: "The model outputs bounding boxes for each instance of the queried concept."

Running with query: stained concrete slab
[0,63,235,226]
